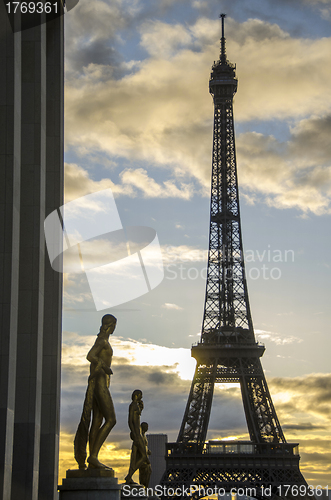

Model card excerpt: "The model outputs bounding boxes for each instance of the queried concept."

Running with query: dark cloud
[300,452,331,465]
[147,370,175,384]
[290,115,331,168]
[298,438,331,449]
[302,0,331,4]
[65,0,130,78]
[61,362,191,438]
[269,373,331,420]
[113,363,185,386]
[70,41,121,74]
[270,373,331,401]
[61,363,88,388]
[208,396,247,437]
[283,423,326,431]
[61,360,247,442]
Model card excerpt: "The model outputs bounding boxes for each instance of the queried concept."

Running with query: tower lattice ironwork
[160,15,308,499]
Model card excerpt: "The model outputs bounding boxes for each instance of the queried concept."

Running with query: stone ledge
[66,468,115,479]
[59,476,119,491]
[58,477,121,500]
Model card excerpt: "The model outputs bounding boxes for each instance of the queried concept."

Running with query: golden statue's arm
[87,338,113,376]
[86,338,106,363]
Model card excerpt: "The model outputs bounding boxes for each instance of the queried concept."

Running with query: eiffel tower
[160,15,309,499]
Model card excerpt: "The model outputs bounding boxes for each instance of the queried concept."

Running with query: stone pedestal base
[59,469,121,500]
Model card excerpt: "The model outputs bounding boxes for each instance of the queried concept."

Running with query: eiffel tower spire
[160,15,309,498]
[220,13,227,64]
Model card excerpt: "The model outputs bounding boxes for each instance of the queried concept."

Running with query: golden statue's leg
[132,436,148,472]
[87,378,116,467]
[139,463,151,488]
[125,437,148,484]
[125,444,139,483]
[89,398,103,456]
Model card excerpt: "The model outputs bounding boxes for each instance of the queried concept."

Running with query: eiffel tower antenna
[160,14,309,499]
[220,13,226,63]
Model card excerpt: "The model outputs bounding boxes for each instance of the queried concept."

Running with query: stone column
[0,4,21,499]
[10,20,48,500]
[38,16,64,500]
[0,7,63,500]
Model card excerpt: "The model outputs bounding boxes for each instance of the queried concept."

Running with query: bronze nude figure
[125,390,151,485]
[139,422,152,488]
[74,314,117,470]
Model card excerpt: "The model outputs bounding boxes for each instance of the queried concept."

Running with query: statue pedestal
[58,469,121,500]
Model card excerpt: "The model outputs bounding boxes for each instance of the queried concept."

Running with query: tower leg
[177,360,217,450]
[239,359,285,444]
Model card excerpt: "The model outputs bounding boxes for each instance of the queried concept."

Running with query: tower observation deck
[159,14,309,499]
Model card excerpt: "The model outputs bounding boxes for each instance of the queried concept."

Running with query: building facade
[147,434,168,490]
[0,6,64,500]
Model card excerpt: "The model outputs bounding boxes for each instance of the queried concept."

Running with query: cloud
[120,168,194,199]
[64,15,331,213]
[263,373,331,484]
[161,245,207,263]
[162,303,183,310]
[230,22,331,121]
[269,373,331,421]
[65,53,212,186]
[64,0,140,78]
[64,163,133,202]
[289,115,331,167]
[237,116,331,214]
[230,18,290,45]
[64,163,194,202]
[62,332,196,380]
[283,423,326,431]
[255,329,303,345]
[140,21,193,57]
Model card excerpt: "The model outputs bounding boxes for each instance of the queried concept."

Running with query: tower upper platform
[209,14,237,99]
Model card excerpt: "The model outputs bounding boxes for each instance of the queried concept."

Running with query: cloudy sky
[60,0,331,488]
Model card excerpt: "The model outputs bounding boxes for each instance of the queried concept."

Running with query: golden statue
[125,390,151,485]
[139,422,152,488]
[74,314,117,470]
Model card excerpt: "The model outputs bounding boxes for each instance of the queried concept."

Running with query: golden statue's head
[102,314,116,326]
[131,389,142,401]
[99,314,117,335]
[141,422,148,433]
